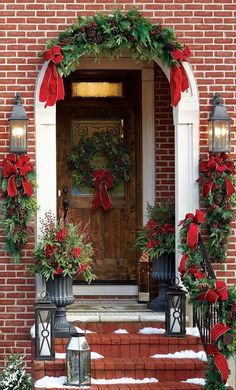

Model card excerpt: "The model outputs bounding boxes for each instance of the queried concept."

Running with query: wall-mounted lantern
[9,93,29,153]
[35,294,56,360]
[208,93,231,153]
[165,279,186,337]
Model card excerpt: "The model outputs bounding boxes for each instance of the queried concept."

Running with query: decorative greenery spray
[48,8,184,76]
[197,153,236,263]
[0,154,37,263]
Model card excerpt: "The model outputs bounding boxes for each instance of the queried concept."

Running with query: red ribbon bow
[1,154,34,197]
[199,153,235,198]
[92,169,114,211]
[197,281,228,303]
[180,209,205,249]
[170,46,191,107]
[206,344,229,384]
[39,46,65,107]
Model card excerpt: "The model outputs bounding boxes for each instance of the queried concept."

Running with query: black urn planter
[148,253,175,312]
[46,275,75,337]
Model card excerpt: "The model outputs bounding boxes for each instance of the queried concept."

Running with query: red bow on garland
[1,154,34,197]
[170,46,191,107]
[197,281,228,303]
[39,46,65,107]
[92,169,114,211]
[206,343,229,384]
[199,153,236,198]
[179,209,205,249]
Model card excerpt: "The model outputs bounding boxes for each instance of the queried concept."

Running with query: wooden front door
[56,70,142,283]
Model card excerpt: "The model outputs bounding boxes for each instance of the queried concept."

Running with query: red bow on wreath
[92,169,114,211]
[179,209,205,249]
[197,281,228,303]
[170,46,191,107]
[39,46,65,107]
[199,153,236,198]
[1,154,34,197]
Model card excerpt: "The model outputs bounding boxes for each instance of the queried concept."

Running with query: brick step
[70,322,166,333]
[34,381,204,389]
[55,334,203,357]
[33,357,205,382]
[91,357,205,382]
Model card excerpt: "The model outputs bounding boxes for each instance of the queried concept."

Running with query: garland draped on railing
[0,154,37,263]
[39,8,190,107]
[197,153,236,263]
[179,210,236,390]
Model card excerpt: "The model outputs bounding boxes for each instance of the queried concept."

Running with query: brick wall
[0,0,235,369]
[154,64,175,203]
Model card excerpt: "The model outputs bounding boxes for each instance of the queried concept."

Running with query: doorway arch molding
[35,56,199,275]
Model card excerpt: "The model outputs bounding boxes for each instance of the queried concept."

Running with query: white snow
[75,326,94,334]
[138,327,165,334]
[138,326,200,337]
[30,324,36,338]
[182,378,206,385]
[35,376,158,388]
[151,350,207,361]
[91,352,104,359]
[55,353,66,359]
[113,329,129,334]
[91,377,158,384]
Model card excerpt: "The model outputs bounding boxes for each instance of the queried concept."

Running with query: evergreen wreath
[0,154,37,264]
[70,131,131,211]
[39,8,191,107]
[197,153,236,263]
[179,210,236,390]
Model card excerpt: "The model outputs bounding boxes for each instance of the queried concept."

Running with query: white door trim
[34,56,199,294]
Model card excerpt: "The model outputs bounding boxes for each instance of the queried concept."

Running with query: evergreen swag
[39,8,190,107]
[0,353,33,390]
[179,210,236,390]
[198,153,236,263]
[48,8,184,76]
[0,154,37,263]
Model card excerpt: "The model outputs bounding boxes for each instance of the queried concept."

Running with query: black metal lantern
[165,279,186,337]
[66,325,91,387]
[208,93,231,153]
[35,294,56,360]
[9,93,29,153]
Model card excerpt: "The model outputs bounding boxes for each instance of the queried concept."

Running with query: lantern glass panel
[10,119,28,153]
[66,335,91,386]
[35,307,55,359]
[209,120,230,153]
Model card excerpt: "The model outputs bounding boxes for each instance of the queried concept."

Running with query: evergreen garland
[179,210,236,389]
[47,8,185,77]
[0,154,37,264]
[198,153,236,263]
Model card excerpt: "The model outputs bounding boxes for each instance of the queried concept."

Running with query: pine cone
[198,283,209,292]
[95,34,103,44]
[60,37,74,47]
[85,22,97,39]
[214,193,223,205]
[165,43,177,52]
[223,333,234,345]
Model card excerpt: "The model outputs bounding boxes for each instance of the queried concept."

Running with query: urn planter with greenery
[136,199,175,311]
[32,212,95,336]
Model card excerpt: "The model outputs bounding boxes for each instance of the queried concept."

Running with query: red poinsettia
[73,247,81,257]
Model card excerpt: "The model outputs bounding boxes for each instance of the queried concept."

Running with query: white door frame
[34,56,199,293]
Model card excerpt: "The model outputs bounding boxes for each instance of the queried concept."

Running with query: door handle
[62,198,69,211]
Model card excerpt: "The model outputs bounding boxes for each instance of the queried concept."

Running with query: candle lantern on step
[66,323,91,387]
[165,278,186,337]
[35,292,56,360]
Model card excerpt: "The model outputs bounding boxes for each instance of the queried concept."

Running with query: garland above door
[39,8,191,108]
